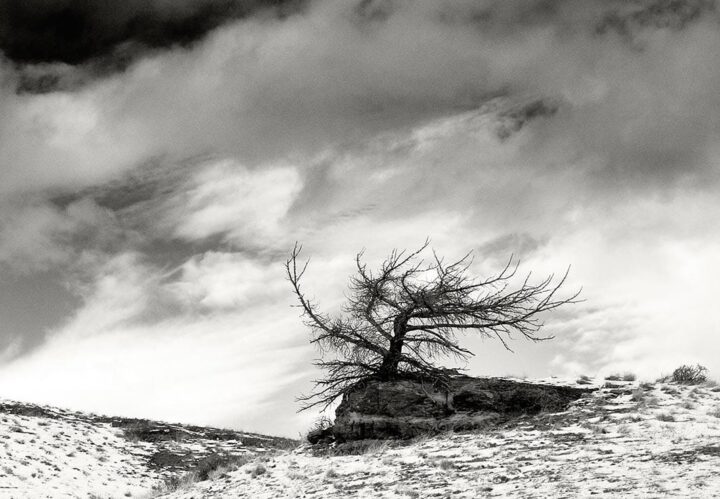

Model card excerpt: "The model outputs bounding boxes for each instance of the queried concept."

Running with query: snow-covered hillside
[0,400,294,498]
[157,378,720,499]
[3,377,720,498]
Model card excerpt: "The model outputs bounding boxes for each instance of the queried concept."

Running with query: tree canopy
[287,241,580,410]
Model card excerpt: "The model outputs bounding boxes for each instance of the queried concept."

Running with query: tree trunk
[378,316,407,380]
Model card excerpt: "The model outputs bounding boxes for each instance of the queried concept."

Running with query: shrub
[306,415,334,444]
[193,454,249,481]
[250,463,267,478]
[160,474,196,493]
[157,453,249,493]
[617,424,631,435]
[605,372,636,382]
[397,487,420,498]
[310,415,333,433]
[316,439,391,456]
[672,364,708,384]
[438,459,455,470]
[631,388,645,402]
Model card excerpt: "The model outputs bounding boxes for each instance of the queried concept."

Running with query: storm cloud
[0,0,304,64]
[1,0,720,435]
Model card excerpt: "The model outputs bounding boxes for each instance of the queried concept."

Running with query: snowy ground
[156,378,720,499]
[0,400,291,498]
[3,377,720,498]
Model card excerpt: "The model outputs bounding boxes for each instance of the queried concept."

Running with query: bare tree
[286,241,580,410]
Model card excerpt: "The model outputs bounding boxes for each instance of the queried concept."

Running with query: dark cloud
[8,0,711,74]
[597,0,717,39]
[0,0,305,68]
[494,99,558,141]
[49,160,172,212]
[354,0,718,39]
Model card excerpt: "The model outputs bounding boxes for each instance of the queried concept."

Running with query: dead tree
[286,241,580,410]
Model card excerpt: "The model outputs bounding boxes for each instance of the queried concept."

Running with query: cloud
[0,202,77,272]
[527,189,720,379]
[0,196,126,273]
[4,0,720,196]
[0,0,305,66]
[0,250,313,435]
[164,159,302,248]
[167,251,288,311]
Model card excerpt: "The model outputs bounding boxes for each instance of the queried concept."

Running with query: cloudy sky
[1,0,719,437]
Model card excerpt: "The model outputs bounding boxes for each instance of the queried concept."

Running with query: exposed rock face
[332,376,594,441]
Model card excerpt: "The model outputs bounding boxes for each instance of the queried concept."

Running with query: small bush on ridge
[672,364,708,385]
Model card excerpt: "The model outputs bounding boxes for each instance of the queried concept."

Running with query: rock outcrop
[332,376,595,441]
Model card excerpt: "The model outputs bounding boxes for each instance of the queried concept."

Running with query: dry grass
[396,486,421,497]
[704,379,720,391]
[631,388,645,402]
[428,458,456,470]
[154,453,251,495]
[317,438,393,456]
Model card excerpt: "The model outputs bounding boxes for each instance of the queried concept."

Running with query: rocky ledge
[325,376,595,442]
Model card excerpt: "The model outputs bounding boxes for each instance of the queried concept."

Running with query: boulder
[332,376,594,441]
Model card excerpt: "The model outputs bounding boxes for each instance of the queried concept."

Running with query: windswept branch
[287,241,580,411]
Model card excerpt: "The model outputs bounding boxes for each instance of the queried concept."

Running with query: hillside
[0,400,295,498]
[2,376,720,498]
[158,376,720,498]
